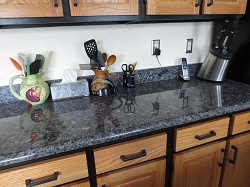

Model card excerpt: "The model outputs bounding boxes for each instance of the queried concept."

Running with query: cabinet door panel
[203,0,247,14]
[69,0,138,16]
[97,158,166,187]
[146,0,199,15]
[59,179,90,187]
[222,132,250,187]
[172,140,226,187]
[0,0,63,18]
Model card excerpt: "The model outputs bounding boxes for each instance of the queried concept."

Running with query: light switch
[186,39,193,53]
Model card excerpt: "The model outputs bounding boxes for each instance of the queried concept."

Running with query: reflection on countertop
[1,77,250,168]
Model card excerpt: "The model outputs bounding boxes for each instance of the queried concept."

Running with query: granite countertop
[1,77,250,169]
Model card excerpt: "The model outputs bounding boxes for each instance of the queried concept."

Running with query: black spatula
[84,39,100,69]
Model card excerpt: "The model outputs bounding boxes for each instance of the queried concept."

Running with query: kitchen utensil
[30,60,42,75]
[9,57,22,71]
[79,64,92,70]
[35,54,45,70]
[97,50,105,67]
[84,39,100,69]
[122,64,134,74]
[104,55,116,70]
[215,19,230,49]
[132,62,137,74]
[102,53,107,64]
[18,53,27,76]
[9,71,49,105]
[25,56,31,76]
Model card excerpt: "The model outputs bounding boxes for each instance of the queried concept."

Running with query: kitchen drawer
[94,133,167,174]
[175,117,229,152]
[230,111,250,135]
[0,153,88,187]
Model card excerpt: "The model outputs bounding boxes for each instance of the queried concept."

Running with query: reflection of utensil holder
[124,88,136,114]
[123,73,135,88]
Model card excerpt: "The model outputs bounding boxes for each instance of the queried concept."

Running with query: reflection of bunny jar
[9,71,49,105]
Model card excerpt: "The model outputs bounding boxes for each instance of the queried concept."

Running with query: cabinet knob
[54,0,58,7]
[248,120,250,124]
[25,171,59,187]
[207,0,214,7]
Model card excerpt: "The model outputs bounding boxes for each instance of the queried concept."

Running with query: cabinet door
[69,0,138,16]
[146,0,200,15]
[221,132,250,187]
[59,179,90,187]
[0,0,63,18]
[202,0,247,14]
[97,158,166,187]
[172,140,226,187]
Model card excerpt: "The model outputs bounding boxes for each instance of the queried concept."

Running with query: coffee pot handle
[9,75,25,100]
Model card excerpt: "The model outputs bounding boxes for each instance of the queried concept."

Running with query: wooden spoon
[105,55,116,70]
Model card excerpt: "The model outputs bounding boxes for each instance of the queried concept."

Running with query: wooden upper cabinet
[202,0,248,14]
[0,0,63,18]
[69,0,139,16]
[146,0,200,15]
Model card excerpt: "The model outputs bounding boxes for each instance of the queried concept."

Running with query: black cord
[154,48,162,67]
[156,55,162,67]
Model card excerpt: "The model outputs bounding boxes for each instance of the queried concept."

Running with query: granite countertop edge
[1,100,250,169]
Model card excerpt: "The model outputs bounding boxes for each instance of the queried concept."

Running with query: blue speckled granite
[1,66,250,169]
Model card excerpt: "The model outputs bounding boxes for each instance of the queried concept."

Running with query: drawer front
[230,111,250,135]
[0,153,88,187]
[175,117,229,152]
[94,133,167,174]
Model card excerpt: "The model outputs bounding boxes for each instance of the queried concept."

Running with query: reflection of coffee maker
[197,18,239,82]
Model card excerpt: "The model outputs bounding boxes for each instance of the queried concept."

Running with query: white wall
[0,22,212,86]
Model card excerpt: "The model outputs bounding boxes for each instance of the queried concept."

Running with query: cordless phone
[180,58,190,81]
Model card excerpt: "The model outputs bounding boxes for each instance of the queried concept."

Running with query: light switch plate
[186,39,193,53]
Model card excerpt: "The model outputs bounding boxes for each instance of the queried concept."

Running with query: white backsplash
[0,22,212,86]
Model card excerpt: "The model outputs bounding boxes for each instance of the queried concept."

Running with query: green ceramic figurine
[9,71,49,105]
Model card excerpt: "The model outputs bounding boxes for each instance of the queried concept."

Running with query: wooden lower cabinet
[221,132,250,187]
[172,140,226,187]
[97,158,166,187]
[59,179,90,187]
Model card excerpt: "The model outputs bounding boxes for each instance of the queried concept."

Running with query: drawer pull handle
[207,0,214,7]
[74,0,78,6]
[54,0,58,7]
[229,145,238,164]
[248,121,250,124]
[195,0,201,7]
[218,148,227,167]
[25,171,59,187]
[120,149,147,162]
[195,130,216,140]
